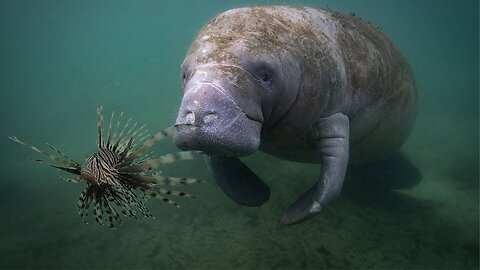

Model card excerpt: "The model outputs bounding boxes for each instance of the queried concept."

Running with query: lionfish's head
[80,148,121,185]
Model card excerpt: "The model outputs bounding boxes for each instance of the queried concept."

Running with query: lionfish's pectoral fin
[141,186,180,208]
[45,143,79,165]
[156,187,195,198]
[120,150,203,172]
[56,170,82,183]
[102,198,122,230]
[131,174,201,186]
[77,188,95,224]
[9,136,81,169]
[93,197,104,226]
[31,158,81,175]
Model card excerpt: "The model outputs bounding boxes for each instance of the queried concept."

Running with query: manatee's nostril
[204,113,218,124]
[186,112,195,124]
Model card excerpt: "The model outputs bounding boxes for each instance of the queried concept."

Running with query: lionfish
[9,107,203,229]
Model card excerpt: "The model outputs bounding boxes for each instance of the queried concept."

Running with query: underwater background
[0,0,478,269]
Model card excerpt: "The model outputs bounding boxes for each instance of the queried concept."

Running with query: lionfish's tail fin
[122,126,177,164]
[97,107,104,149]
[120,151,203,172]
[9,136,81,170]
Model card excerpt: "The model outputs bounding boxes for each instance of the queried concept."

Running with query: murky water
[0,0,478,268]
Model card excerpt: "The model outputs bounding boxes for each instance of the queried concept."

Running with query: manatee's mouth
[174,83,262,157]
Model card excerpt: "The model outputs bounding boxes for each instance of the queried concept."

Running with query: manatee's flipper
[280,113,349,225]
[205,155,270,206]
[350,152,422,189]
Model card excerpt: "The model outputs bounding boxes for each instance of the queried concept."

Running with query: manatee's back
[306,7,417,163]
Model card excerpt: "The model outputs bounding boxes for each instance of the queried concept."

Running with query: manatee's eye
[253,65,274,86]
[259,69,272,82]
[180,61,190,88]
[180,69,188,88]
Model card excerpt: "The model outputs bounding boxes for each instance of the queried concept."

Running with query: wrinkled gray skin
[174,6,417,225]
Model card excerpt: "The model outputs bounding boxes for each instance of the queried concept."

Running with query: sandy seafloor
[0,0,478,269]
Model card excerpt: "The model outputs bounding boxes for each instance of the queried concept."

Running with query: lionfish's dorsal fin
[105,111,115,148]
[97,107,104,149]
[121,126,177,164]
[119,136,133,161]
[111,111,124,150]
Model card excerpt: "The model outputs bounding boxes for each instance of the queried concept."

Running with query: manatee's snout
[174,83,261,156]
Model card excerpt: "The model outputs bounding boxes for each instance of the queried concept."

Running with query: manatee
[173,6,418,225]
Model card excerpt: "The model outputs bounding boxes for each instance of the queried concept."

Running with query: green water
[0,0,478,269]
